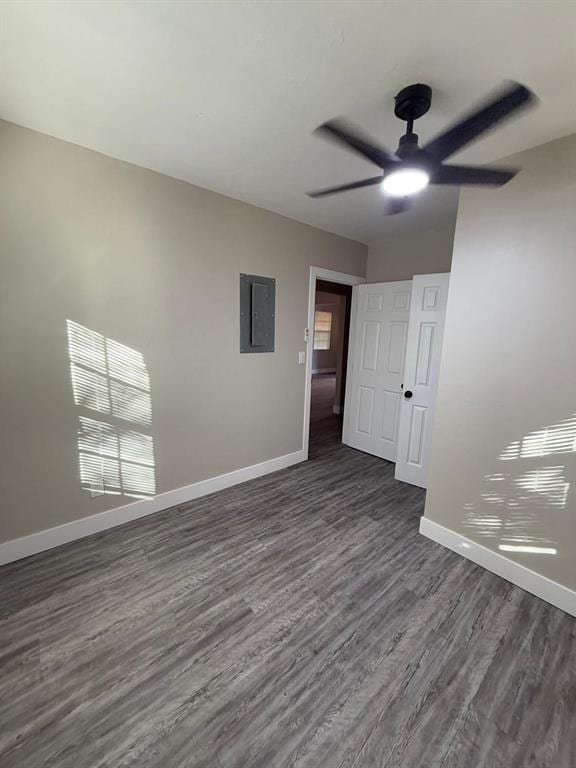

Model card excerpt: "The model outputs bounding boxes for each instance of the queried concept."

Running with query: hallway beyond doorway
[310,373,342,452]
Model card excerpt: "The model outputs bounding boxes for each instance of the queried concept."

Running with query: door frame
[303,266,365,458]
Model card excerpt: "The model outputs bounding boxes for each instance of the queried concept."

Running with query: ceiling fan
[307,81,536,214]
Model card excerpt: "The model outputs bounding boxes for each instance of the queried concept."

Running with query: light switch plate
[298,351,306,365]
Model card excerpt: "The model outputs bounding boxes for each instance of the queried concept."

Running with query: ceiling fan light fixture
[381,168,429,197]
[308,82,534,211]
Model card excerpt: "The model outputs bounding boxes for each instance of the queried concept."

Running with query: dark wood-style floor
[1,374,575,767]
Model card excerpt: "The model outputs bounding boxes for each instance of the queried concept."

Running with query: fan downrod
[394,84,432,124]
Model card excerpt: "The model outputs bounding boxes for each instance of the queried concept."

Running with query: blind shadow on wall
[461,414,575,557]
[66,320,156,499]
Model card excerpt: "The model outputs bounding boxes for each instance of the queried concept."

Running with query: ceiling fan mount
[394,83,432,123]
[307,81,536,214]
[394,84,432,159]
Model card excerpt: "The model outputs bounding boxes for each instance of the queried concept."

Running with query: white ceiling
[1,1,575,245]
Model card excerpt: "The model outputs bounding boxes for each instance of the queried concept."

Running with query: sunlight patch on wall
[498,544,558,555]
[462,414,575,557]
[514,466,570,508]
[499,415,576,461]
[67,320,152,424]
[67,321,156,499]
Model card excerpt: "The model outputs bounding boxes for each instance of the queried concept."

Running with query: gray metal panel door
[240,273,275,353]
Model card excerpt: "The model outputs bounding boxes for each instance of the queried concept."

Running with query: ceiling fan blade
[315,119,397,169]
[307,175,383,198]
[384,198,411,215]
[431,164,518,186]
[422,82,535,162]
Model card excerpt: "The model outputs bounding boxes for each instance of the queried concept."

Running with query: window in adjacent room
[313,310,332,350]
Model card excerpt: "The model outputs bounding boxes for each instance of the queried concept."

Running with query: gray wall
[367,223,455,282]
[0,121,366,543]
[424,134,576,590]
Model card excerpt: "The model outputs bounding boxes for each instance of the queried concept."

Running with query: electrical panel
[239,273,275,353]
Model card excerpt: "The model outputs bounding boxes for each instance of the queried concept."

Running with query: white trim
[312,368,337,375]
[310,267,367,285]
[0,449,306,566]
[419,517,576,617]
[303,266,365,457]
[341,284,360,445]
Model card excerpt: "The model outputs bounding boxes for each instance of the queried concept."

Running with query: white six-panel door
[343,282,412,461]
[394,273,450,488]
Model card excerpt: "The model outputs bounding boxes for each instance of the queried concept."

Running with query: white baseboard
[312,368,336,375]
[419,517,576,617]
[332,404,341,415]
[0,449,307,567]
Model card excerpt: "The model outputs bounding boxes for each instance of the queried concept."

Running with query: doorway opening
[304,268,450,489]
[342,274,451,489]
[309,279,353,451]
[303,268,365,458]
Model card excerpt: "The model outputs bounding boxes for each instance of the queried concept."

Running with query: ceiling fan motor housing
[396,132,420,159]
[394,83,432,122]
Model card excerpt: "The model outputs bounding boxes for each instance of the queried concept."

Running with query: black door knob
[404,390,413,399]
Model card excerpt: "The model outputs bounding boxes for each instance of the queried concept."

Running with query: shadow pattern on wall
[66,320,156,499]
[462,415,575,557]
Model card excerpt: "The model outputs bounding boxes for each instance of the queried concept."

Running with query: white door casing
[343,281,412,461]
[303,267,366,458]
[395,273,450,488]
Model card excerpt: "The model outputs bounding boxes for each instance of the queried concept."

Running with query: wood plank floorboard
[1,374,574,767]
